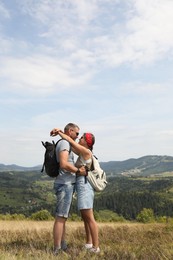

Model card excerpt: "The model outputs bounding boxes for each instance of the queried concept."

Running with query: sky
[0,0,173,167]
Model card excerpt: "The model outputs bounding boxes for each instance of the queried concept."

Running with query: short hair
[64,123,79,132]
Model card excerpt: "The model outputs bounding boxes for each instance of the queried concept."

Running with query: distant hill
[1,155,173,176]
[100,155,173,176]
[0,163,41,172]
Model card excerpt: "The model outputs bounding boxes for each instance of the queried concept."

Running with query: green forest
[1,169,173,220]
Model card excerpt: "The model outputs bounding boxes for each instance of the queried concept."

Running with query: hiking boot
[89,247,100,253]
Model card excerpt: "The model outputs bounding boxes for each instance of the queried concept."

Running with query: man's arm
[59,150,86,176]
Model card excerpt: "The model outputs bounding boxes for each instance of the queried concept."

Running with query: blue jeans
[54,183,75,218]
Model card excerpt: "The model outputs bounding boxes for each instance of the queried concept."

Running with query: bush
[155,216,168,223]
[0,213,26,220]
[30,210,53,221]
[10,214,26,220]
[69,213,82,221]
[136,208,155,223]
[94,210,126,222]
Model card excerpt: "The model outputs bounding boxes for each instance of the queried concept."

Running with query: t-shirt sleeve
[56,139,70,154]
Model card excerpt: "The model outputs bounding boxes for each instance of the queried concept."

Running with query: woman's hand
[76,166,88,176]
[50,128,63,136]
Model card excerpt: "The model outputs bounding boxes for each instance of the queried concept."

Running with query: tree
[136,208,155,223]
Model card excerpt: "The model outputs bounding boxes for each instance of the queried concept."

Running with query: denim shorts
[76,176,94,210]
[54,183,75,218]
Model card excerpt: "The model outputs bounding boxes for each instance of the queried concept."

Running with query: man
[50,123,86,255]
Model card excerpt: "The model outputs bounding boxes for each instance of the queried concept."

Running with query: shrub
[136,208,155,223]
[0,213,26,220]
[0,214,10,220]
[94,210,126,222]
[69,213,81,221]
[155,216,168,223]
[30,210,53,221]
[10,214,26,220]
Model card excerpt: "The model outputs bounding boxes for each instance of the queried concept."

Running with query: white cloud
[2,0,173,74]
[73,0,98,24]
[17,0,99,25]
[0,36,12,54]
[83,0,173,67]
[0,54,94,94]
[125,0,173,63]
[120,82,168,95]
[0,2,10,19]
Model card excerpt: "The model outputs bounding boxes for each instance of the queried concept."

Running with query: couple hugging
[50,123,100,255]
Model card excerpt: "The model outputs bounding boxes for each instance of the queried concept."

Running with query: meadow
[0,220,173,260]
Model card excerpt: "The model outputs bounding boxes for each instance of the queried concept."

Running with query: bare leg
[81,209,99,248]
[62,221,66,241]
[53,216,67,248]
[83,220,92,244]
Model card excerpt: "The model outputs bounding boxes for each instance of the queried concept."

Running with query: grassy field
[0,220,173,260]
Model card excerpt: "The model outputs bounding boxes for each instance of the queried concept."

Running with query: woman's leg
[83,220,92,244]
[81,209,99,248]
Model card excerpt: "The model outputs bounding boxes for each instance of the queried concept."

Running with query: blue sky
[0,0,173,166]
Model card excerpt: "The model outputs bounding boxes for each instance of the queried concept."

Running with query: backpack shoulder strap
[55,138,72,153]
[41,141,47,172]
[90,154,98,171]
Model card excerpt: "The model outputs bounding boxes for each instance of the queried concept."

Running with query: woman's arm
[50,128,91,159]
[50,128,62,136]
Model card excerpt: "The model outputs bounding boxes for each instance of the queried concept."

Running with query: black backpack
[41,139,62,178]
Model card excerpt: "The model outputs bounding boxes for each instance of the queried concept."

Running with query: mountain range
[101,155,173,176]
[1,155,173,217]
[1,155,173,176]
[0,164,41,172]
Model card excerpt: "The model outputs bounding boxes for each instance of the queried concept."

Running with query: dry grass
[0,221,173,260]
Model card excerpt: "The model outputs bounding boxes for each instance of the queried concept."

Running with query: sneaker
[61,240,68,251]
[53,247,62,255]
[89,247,100,253]
[84,243,93,250]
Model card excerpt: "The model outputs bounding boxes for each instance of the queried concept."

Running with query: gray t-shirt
[55,139,76,184]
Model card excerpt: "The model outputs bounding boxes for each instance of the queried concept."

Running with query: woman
[50,128,100,253]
